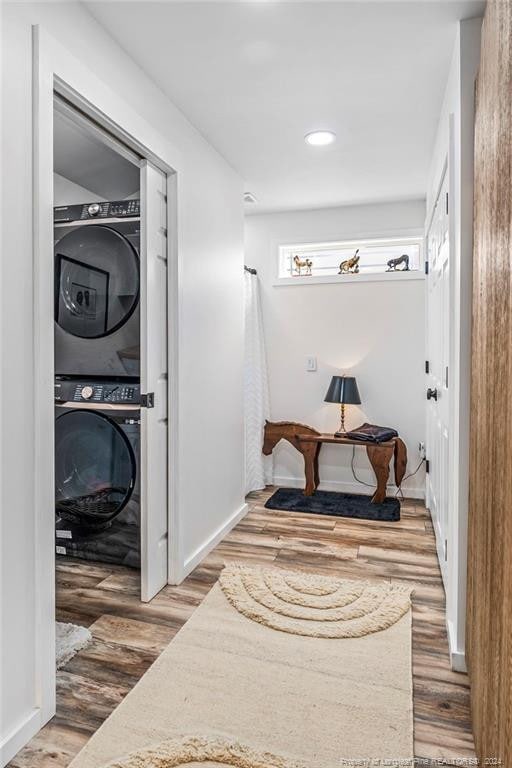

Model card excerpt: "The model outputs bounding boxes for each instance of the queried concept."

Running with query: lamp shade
[324,375,361,405]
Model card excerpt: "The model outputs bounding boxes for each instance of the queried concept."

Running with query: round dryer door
[55,224,139,339]
[55,409,136,529]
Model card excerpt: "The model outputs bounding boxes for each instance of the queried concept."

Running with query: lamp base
[337,403,347,435]
[334,430,347,438]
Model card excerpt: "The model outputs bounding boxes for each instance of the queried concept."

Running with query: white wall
[53,173,140,205]
[53,173,105,205]
[426,18,482,672]
[244,200,426,497]
[1,2,245,762]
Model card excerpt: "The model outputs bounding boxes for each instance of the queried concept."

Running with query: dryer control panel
[54,199,140,223]
[55,378,140,404]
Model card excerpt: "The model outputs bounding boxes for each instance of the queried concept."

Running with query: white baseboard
[182,502,250,579]
[1,708,41,768]
[273,474,425,500]
[447,618,467,673]
[449,648,467,674]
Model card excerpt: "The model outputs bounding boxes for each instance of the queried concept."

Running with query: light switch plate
[306,356,317,372]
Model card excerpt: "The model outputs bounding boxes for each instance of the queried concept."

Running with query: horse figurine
[387,254,410,271]
[338,248,360,274]
[293,254,313,276]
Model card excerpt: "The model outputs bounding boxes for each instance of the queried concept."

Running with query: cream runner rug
[69,564,414,768]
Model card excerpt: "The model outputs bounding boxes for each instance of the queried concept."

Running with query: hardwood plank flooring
[8,488,475,766]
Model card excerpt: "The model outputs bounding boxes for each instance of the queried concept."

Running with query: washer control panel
[55,379,140,404]
[54,199,140,223]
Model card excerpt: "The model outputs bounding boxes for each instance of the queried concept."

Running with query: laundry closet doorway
[53,99,170,602]
[33,28,181,732]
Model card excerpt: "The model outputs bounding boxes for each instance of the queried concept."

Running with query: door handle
[427,388,438,401]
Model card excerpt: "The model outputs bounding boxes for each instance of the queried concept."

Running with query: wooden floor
[9,489,475,767]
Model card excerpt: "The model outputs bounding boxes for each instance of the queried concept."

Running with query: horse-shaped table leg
[263,420,323,495]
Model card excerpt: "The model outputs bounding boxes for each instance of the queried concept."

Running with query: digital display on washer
[53,199,140,223]
[54,378,141,405]
[71,383,138,403]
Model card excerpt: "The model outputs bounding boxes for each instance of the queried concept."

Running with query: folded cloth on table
[346,423,399,443]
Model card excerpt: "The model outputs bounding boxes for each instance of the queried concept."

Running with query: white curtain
[244,269,271,493]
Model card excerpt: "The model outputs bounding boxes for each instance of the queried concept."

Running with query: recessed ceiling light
[305,130,336,147]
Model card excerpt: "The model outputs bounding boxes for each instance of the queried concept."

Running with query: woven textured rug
[265,487,400,522]
[69,564,413,768]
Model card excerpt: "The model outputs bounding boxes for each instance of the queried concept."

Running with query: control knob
[81,386,94,400]
[88,203,101,217]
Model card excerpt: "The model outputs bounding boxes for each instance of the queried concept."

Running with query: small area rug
[68,563,413,768]
[56,621,92,669]
[265,487,400,521]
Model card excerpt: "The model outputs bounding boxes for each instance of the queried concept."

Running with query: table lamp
[324,375,361,436]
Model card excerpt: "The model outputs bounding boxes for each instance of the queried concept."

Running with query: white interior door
[426,167,450,586]
[140,160,169,602]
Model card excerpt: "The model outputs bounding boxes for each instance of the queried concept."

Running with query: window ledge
[273,271,425,287]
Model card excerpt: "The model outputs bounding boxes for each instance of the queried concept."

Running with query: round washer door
[55,409,136,529]
[55,224,139,339]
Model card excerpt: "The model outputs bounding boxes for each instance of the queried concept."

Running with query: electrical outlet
[418,441,426,458]
[306,356,317,372]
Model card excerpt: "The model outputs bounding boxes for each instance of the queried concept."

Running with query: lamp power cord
[350,446,374,488]
[350,446,426,499]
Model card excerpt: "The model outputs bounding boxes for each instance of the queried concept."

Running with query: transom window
[277,236,423,282]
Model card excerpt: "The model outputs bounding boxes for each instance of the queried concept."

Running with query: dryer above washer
[54,202,141,378]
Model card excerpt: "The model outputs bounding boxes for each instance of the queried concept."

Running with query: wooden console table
[263,421,407,504]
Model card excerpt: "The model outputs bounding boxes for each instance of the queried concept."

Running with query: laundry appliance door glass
[55,224,139,339]
[55,410,136,530]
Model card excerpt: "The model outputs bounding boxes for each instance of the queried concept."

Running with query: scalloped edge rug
[98,735,307,768]
[69,564,414,768]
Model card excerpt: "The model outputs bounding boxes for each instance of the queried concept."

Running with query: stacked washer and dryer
[54,200,142,568]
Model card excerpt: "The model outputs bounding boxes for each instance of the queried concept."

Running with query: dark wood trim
[467,1,512,762]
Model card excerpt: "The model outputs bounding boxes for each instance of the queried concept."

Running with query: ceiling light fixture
[305,130,336,147]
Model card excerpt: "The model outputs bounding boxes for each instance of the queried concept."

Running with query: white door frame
[32,23,182,734]
[425,159,450,584]
[423,19,481,674]
[425,110,474,674]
